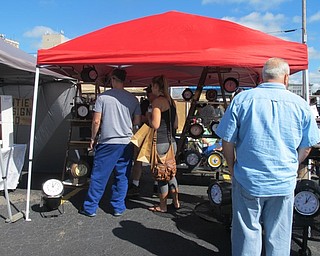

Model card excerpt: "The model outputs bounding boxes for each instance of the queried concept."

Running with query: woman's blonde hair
[152,75,176,107]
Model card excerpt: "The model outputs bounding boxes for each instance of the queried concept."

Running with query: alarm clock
[210,120,220,138]
[70,161,89,178]
[208,181,232,206]
[182,88,193,101]
[81,66,98,82]
[205,89,218,102]
[76,104,90,119]
[42,179,64,210]
[184,149,202,168]
[207,151,224,170]
[294,179,320,217]
[223,77,239,93]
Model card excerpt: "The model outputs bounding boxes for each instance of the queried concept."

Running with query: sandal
[148,205,167,213]
[171,202,181,210]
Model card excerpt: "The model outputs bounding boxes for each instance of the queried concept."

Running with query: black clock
[189,123,204,139]
[182,88,193,101]
[70,161,89,178]
[210,120,220,138]
[294,179,320,217]
[41,179,64,210]
[223,77,239,93]
[81,66,98,82]
[184,149,202,168]
[208,181,232,206]
[205,89,218,102]
[76,104,90,119]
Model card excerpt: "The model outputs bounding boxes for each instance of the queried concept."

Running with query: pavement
[0,168,320,256]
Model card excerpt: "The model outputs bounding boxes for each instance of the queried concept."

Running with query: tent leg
[25,66,40,221]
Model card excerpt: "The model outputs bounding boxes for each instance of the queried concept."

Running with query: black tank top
[157,102,176,144]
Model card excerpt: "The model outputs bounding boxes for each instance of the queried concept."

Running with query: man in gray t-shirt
[80,68,141,217]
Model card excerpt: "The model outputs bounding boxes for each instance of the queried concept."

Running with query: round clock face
[223,78,239,93]
[42,179,64,197]
[77,105,89,118]
[185,150,201,167]
[207,151,223,169]
[182,89,193,101]
[209,183,222,205]
[206,89,218,102]
[189,123,204,139]
[88,69,98,81]
[294,190,320,216]
[71,163,88,177]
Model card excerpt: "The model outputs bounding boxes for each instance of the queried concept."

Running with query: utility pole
[302,0,309,102]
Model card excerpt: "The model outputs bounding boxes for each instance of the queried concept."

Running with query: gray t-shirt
[94,88,141,144]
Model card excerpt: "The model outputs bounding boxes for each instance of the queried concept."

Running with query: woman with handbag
[148,75,180,213]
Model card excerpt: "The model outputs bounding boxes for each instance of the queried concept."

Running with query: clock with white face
[185,149,201,168]
[77,104,89,118]
[294,179,320,217]
[208,181,232,206]
[42,179,64,197]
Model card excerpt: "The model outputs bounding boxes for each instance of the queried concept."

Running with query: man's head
[262,58,290,86]
[111,68,127,83]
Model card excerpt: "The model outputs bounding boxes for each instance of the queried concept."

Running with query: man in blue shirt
[216,58,320,256]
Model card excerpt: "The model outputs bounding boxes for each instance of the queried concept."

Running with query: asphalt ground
[1,168,320,256]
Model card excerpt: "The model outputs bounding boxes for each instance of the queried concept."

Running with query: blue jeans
[83,143,133,214]
[231,178,294,256]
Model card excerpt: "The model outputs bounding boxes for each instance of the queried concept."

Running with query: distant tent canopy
[37,11,308,88]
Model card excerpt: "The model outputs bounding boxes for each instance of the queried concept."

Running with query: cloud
[309,11,320,23]
[201,0,289,10]
[309,47,320,60]
[23,26,57,38]
[222,12,286,34]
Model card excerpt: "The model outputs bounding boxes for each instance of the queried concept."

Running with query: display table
[0,144,27,190]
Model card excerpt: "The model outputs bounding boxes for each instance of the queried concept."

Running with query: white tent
[0,39,76,221]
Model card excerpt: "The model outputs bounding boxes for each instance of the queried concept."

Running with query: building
[0,34,19,48]
[41,32,67,49]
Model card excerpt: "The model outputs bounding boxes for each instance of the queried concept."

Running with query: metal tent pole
[25,66,40,221]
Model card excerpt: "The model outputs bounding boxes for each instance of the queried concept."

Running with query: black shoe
[127,184,140,197]
[79,210,96,217]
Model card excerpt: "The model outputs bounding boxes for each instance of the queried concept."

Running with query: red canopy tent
[25,11,308,221]
[36,11,307,87]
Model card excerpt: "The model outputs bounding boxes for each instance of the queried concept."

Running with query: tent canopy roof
[37,11,308,87]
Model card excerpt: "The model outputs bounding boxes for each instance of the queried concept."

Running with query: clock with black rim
[223,77,239,93]
[184,149,202,168]
[210,120,220,138]
[294,179,320,217]
[208,181,232,206]
[42,179,64,198]
[76,104,90,119]
[207,151,224,170]
[189,123,204,139]
[182,88,193,101]
[70,160,90,178]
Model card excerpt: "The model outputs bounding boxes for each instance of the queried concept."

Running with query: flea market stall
[32,11,320,253]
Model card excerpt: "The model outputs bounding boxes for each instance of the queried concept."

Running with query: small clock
[42,179,64,198]
[294,179,320,217]
[205,89,218,102]
[208,181,232,206]
[185,149,202,168]
[189,123,204,139]
[207,151,224,170]
[70,161,89,178]
[81,66,98,82]
[223,77,239,93]
[182,88,193,101]
[76,104,90,119]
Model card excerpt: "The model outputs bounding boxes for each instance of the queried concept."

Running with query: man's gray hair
[262,58,290,81]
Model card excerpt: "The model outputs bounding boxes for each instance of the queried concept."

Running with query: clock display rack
[62,83,99,187]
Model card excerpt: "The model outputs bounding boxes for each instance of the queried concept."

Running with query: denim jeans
[83,143,133,214]
[231,178,294,256]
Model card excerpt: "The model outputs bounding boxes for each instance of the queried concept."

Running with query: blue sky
[1,0,319,87]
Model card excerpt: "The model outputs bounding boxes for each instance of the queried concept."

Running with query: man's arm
[89,112,101,150]
[222,140,236,176]
[297,147,312,164]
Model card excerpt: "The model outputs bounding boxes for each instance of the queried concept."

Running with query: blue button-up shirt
[216,83,320,196]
